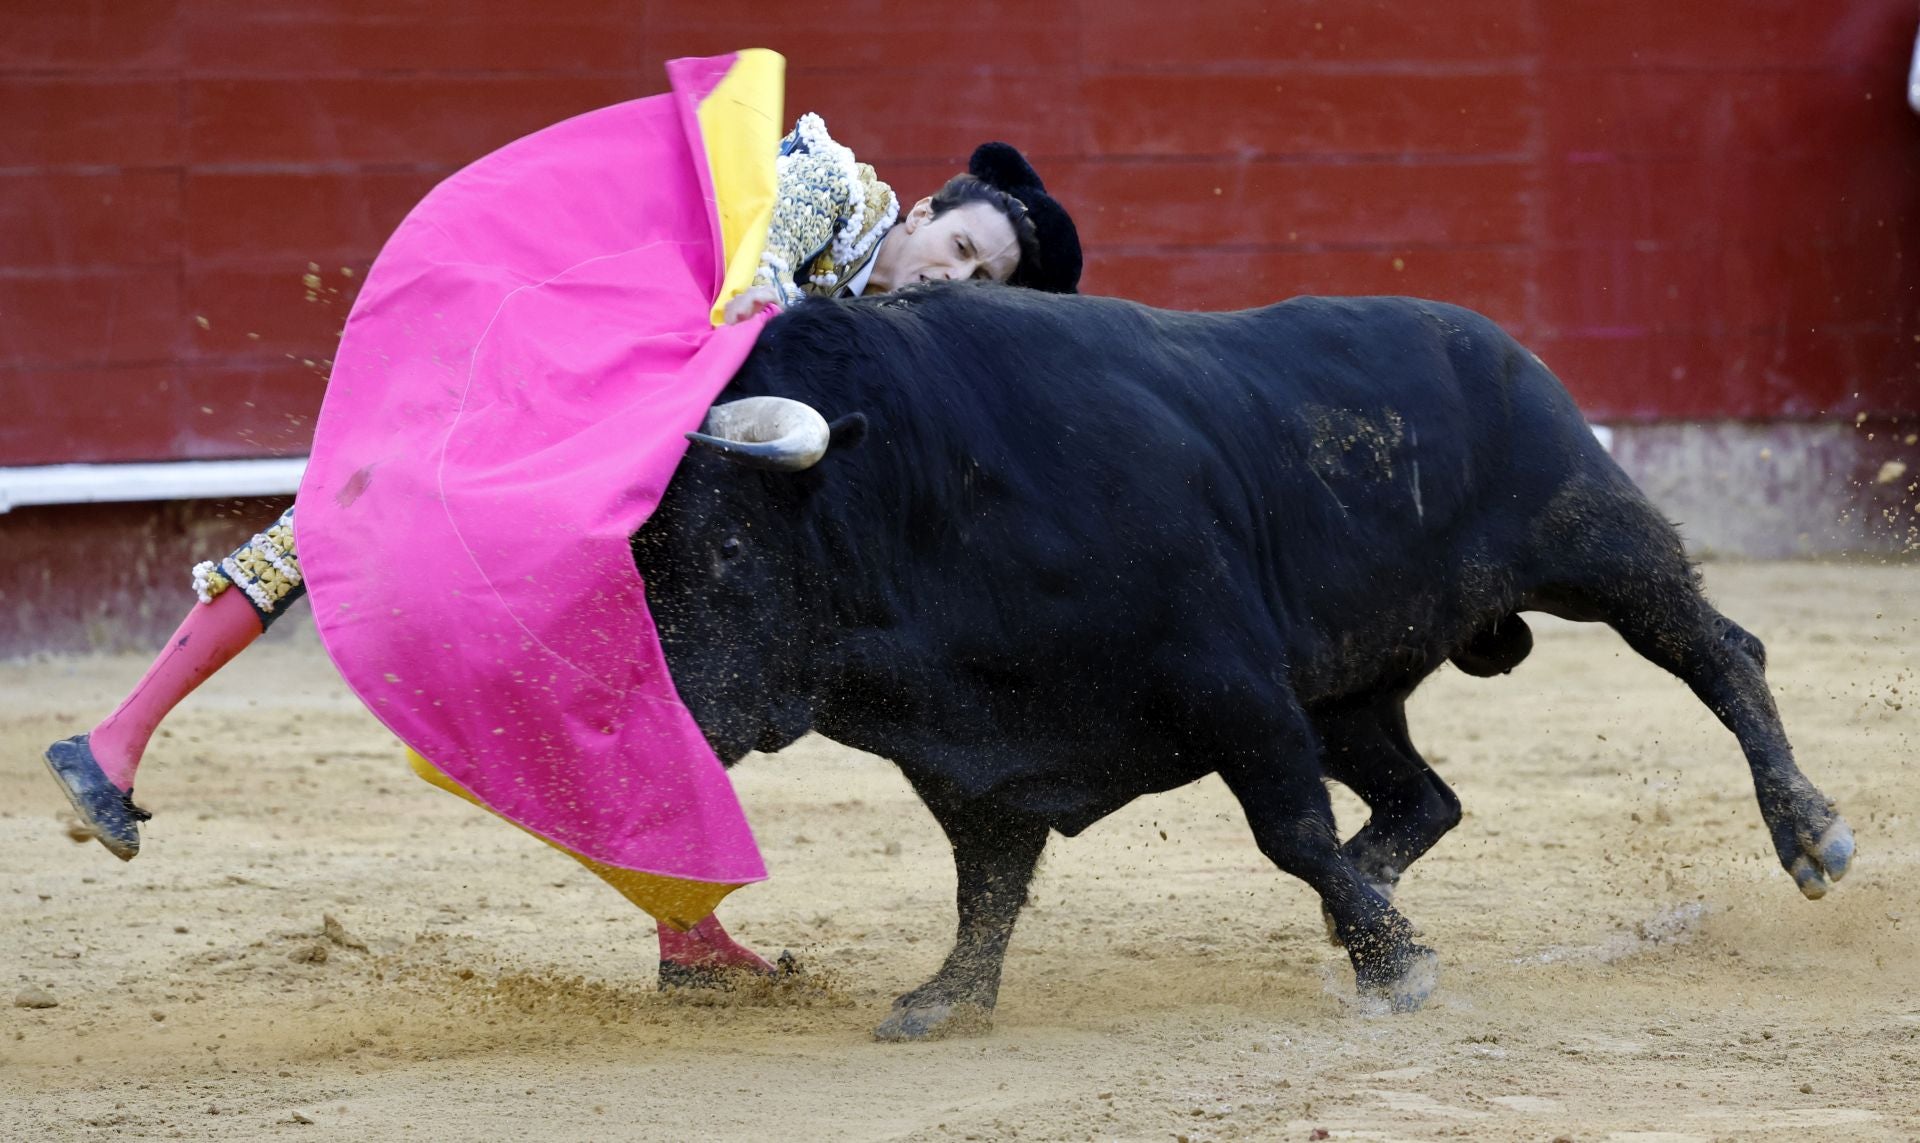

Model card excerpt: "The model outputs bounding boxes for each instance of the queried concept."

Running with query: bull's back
[816,287,1611,614]
[996,293,1617,697]
[1089,295,1600,553]
[779,287,1619,701]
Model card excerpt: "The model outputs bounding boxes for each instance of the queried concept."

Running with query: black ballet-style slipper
[42,734,151,861]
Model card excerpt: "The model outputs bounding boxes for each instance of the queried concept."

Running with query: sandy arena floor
[1,561,1915,1141]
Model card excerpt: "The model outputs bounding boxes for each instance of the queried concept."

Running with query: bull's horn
[685,396,832,472]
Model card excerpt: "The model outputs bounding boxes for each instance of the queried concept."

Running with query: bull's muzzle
[686,396,832,472]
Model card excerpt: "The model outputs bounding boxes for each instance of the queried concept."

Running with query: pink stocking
[657,913,775,973]
[86,589,265,790]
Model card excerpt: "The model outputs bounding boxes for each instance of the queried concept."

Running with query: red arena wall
[3,1,1918,649]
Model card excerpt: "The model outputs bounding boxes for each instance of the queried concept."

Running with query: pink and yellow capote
[296,52,788,928]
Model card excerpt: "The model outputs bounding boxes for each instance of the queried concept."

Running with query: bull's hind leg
[1218,708,1439,1011]
[1316,691,1462,897]
[1532,490,1854,898]
[1612,600,1852,897]
[1314,692,1462,944]
[874,777,1049,1041]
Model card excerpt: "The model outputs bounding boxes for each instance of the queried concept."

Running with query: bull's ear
[827,412,868,452]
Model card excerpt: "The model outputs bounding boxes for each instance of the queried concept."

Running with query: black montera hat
[968,142,1082,294]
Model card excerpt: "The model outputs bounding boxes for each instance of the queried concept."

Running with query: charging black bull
[631,284,1853,1040]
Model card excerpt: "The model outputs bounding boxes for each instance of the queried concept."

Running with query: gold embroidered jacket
[757,113,898,305]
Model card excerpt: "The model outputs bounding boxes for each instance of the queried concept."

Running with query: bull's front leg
[875,787,1049,1042]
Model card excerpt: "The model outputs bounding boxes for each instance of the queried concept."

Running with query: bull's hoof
[1357,945,1439,1014]
[1788,817,1855,900]
[873,998,992,1042]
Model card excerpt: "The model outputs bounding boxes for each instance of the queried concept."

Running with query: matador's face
[867,199,1020,294]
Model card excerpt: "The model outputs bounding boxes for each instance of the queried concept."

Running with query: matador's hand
[722,286,781,325]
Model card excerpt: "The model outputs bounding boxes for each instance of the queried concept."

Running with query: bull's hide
[635,283,1851,1037]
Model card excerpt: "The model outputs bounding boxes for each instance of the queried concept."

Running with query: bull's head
[631,396,866,764]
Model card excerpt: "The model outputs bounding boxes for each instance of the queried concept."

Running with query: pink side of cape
[296,57,770,884]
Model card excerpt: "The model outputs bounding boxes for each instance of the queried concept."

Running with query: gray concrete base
[1604,420,1918,559]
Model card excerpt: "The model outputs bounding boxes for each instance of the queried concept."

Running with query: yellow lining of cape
[701,48,785,326]
[408,749,741,930]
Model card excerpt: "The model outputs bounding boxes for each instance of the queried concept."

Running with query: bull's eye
[720,536,742,559]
